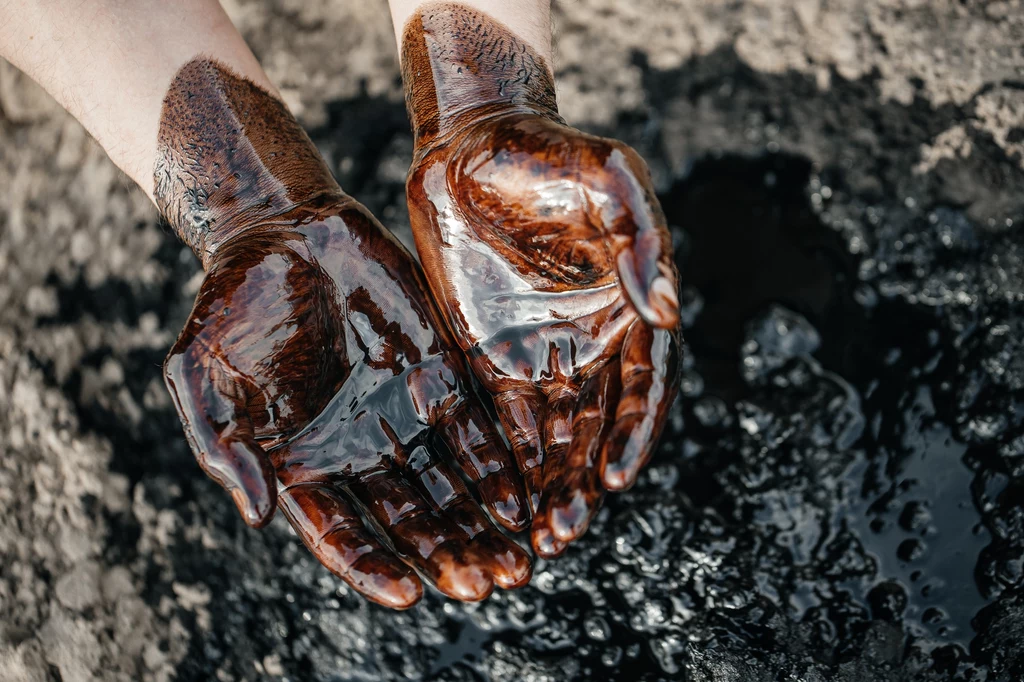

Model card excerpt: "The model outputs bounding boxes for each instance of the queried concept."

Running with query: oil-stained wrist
[154,58,345,268]
[401,3,562,151]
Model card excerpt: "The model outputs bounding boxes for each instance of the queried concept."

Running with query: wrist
[155,58,344,268]
[400,2,562,152]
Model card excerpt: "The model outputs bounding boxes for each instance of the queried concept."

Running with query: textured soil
[2,1,1024,680]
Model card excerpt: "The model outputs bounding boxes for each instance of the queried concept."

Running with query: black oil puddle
[669,152,990,647]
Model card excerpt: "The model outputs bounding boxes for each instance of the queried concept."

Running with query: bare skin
[394,2,683,558]
[1,1,530,608]
[0,0,273,196]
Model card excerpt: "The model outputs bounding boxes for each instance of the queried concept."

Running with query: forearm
[0,0,275,199]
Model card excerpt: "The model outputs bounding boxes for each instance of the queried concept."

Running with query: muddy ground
[2,1,1024,680]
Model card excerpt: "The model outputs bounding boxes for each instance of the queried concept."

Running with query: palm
[165,201,530,607]
[408,113,682,557]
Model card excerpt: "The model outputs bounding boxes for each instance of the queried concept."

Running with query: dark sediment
[3,28,1024,682]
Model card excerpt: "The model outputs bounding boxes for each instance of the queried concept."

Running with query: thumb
[164,349,278,528]
[616,228,680,329]
[602,147,680,329]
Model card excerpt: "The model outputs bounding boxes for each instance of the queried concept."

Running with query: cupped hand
[402,5,682,558]
[408,113,682,558]
[158,58,529,608]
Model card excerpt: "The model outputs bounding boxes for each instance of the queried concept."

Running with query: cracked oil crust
[401,2,561,150]
[153,58,340,267]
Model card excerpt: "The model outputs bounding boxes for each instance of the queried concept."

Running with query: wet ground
[23,52,1021,681]
[3,3,1024,680]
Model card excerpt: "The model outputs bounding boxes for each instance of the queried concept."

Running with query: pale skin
[1,0,679,590]
[0,0,549,197]
[0,0,275,199]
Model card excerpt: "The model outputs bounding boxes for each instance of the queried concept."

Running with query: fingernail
[549,492,591,543]
[431,546,495,602]
[648,275,680,329]
[479,477,529,532]
[490,544,532,589]
[494,500,530,533]
[531,526,568,559]
[379,575,424,610]
[349,556,423,610]
[233,488,275,528]
[601,462,635,491]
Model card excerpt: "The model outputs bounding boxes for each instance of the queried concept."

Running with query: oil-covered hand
[157,59,530,608]
[402,4,682,558]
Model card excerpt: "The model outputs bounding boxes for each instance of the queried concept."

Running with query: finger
[600,323,680,491]
[531,526,568,559]
[405,445,531,589]
[278,484,422,609]
[604,148,680,329]
[537,387,576,493]
[536,363,621,546]
[530,388,577,556]
[493,389,546,515]
[164,350,276,528]
[348,464,494,602]
[436,396,530,532]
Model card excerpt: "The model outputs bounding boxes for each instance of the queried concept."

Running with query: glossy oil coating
[156,58,530,608]
[402,3,684,557]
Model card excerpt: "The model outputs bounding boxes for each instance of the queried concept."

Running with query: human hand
[401,4,682,558]
[160,59,530,608]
